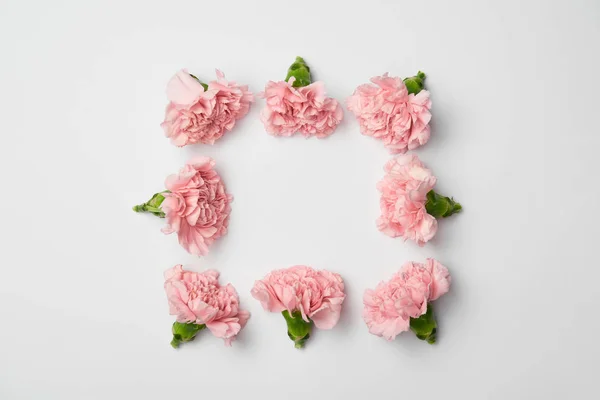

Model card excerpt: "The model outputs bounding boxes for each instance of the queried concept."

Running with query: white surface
[1,0,599,398]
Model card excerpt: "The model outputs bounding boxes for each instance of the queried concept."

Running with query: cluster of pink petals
[346,73,431,153]
[162,69,253,146]
[259,78,343,138]
[251,265,345,329]
[377,154,438,246]
[164,265,250,346]
[363,259,450,341]
[161,157,232,256]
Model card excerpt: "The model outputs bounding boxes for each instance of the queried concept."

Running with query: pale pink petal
[166,69,205,106]
[310,304,341,330]
[425,258,451,301]
[189,298,218,324]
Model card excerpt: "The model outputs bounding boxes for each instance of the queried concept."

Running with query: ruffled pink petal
[164,264,183,281]
[166,69,205,106]
[310,304,341,330]
[189,298,218,324]
[425,258,451,301]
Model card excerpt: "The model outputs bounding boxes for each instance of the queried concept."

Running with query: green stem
[132,191,169,218]
[282,310,312,349]
[425,190,462,219]
[285,56,312,87]
[404,71,427,94]
[171,336,183,348]
[410,303,437,344]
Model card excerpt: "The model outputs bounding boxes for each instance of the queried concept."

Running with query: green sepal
[189,73,208,91]
[425,190,462,219]
[170,321,205,349]
[403,71,427,95]
[287,331,310,349]
[410,303,437,344]
[282,310,312,348]
[285,56,312,88]
[132,191,169,218]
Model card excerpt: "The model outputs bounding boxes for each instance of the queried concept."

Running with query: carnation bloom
[384,191,438,246]
[260,79,343,138]
[259,57,343,138]
[251,265,345,348]
[161,157,232,256]
[363,259,450,342]
[376,154,461,246]
[161,69,253,146]
[346,72,431,153]
[378,154,437,194]
[165,265,250,347]
[377,155,437,245]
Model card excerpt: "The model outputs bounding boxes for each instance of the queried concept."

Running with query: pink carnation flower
[377,154,438,246]
[162,69,253,146]
[259,78,343,139]
[363,259,450,341]
[251,265,345,330]
[165,265,250,346]
[346,73,431,153]
[161,157,232,256]
[378,154,437,194]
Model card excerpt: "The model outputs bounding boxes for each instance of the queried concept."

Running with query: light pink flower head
[363,259,450,340]
[377,154,436,198]
[346,73,431,153]
[161,157,232,256]
[162,69,253,146]
[251,265,345,329]
[259,78,343,139]
[164,265,250,346]
[400,258,451,303]
[377,154,437,246]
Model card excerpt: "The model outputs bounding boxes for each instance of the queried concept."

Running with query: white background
[1,0,599,398]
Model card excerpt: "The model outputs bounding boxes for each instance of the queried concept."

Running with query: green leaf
[282,310,312,348]
[403,71,427,95]
[285,56,312,87]
[410,303,437,344]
